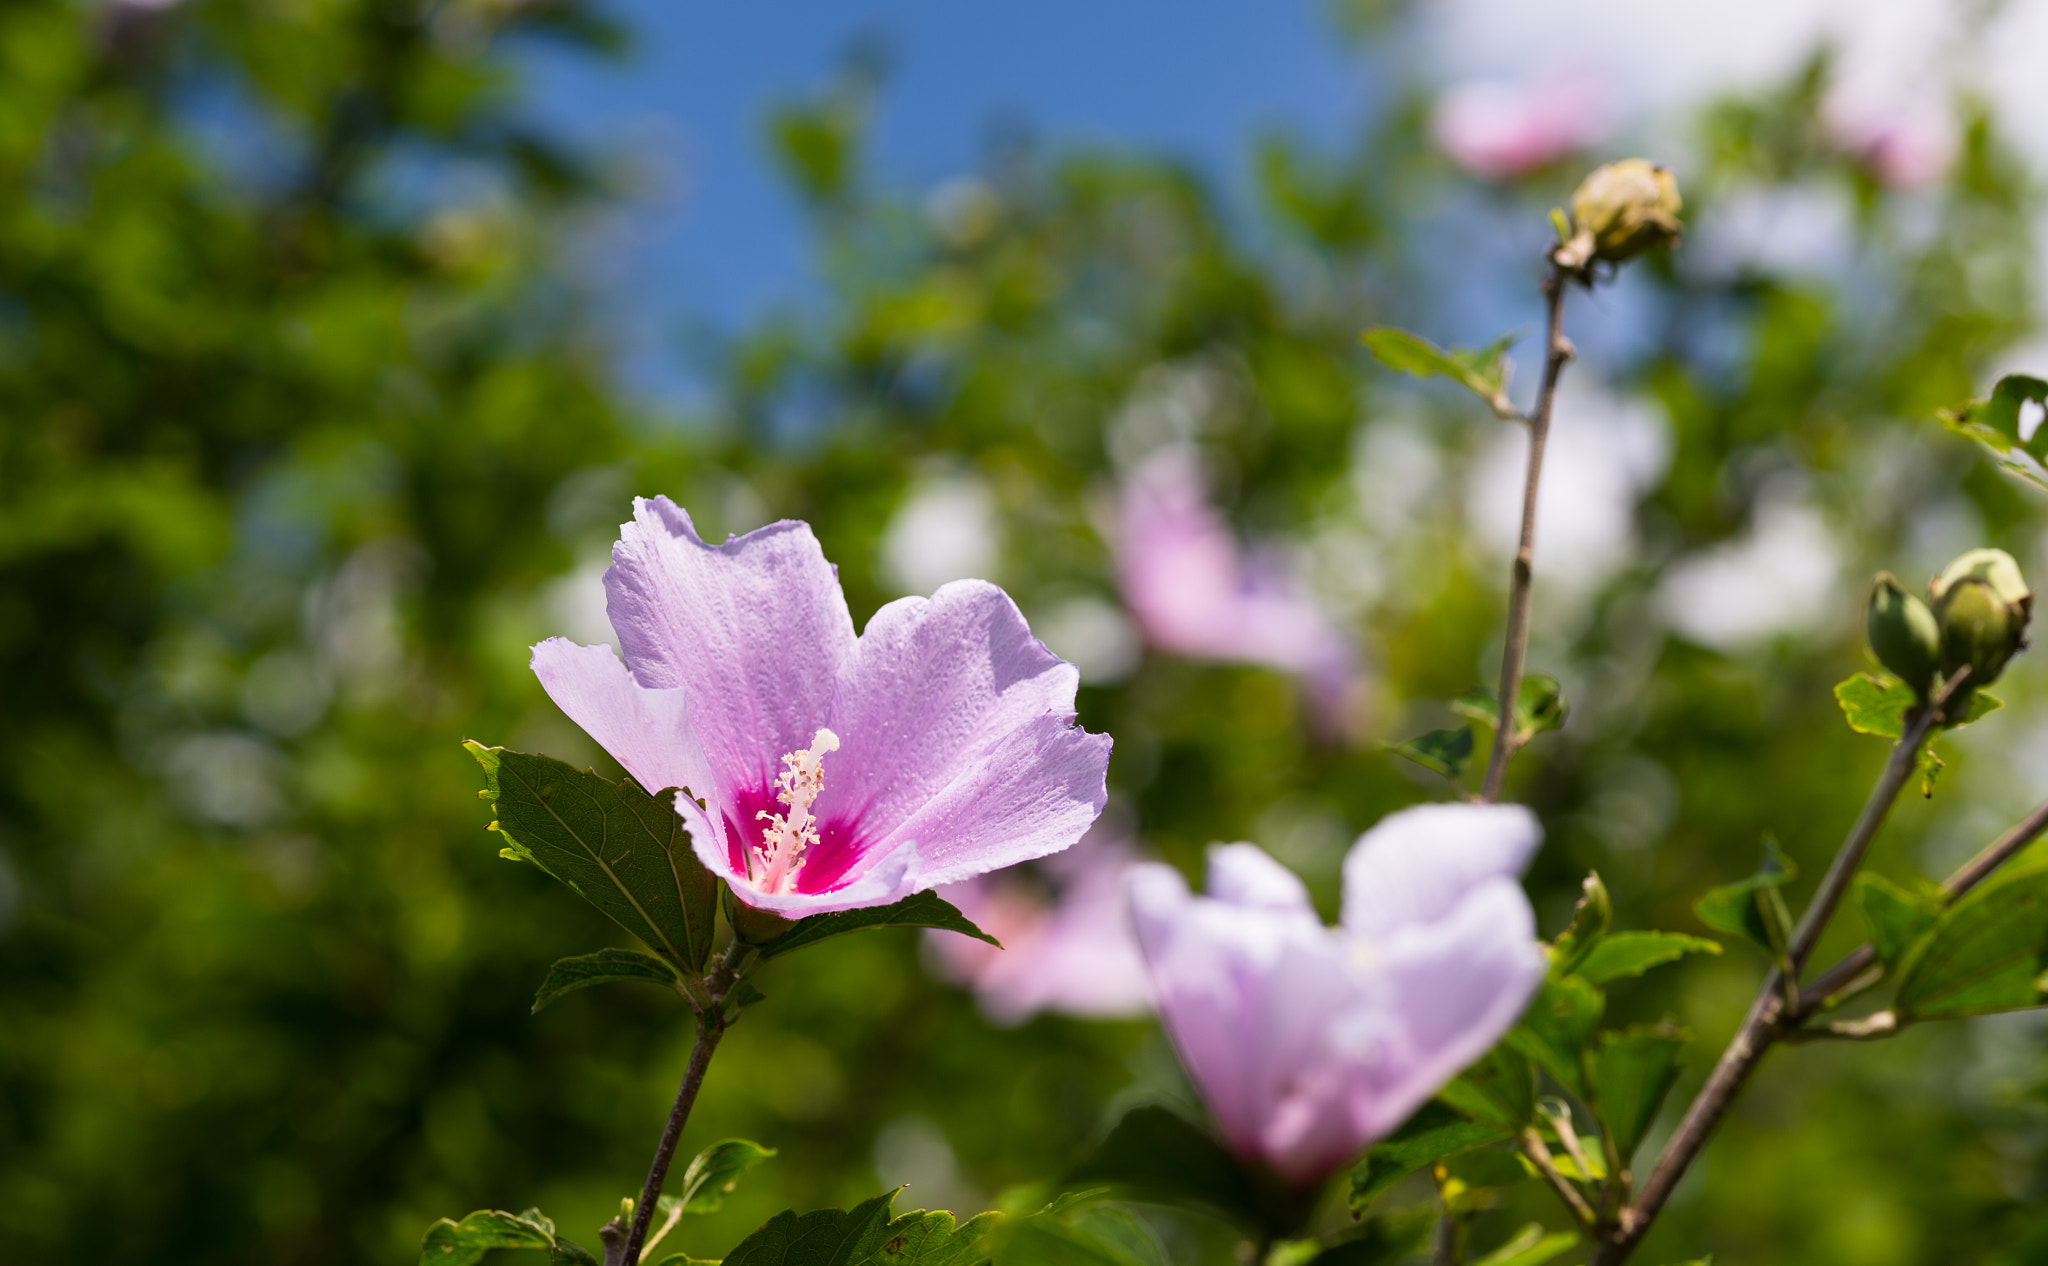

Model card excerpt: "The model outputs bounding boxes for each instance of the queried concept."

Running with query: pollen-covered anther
[750,728,840,894]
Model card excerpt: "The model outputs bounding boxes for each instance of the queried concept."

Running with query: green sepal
[532,946,684,1014]
[1852,873,1943,967]
[1590,1023,1689,1164]
[1348,1101,1513,1212]
[1361,327,1519,419]
[743,890,999,961]
[419,1208,597,1266]
[1549,873,1611,980]
[468,744,718,974]
[1694,837,1796,966]
[1506,975,1604,1099]
[1385,727,1474,783]
[1573,931,1722,986]
[1936,374,2048,489]
[1894,865,2048,1019]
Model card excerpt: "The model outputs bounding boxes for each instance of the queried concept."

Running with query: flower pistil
[751,728,840,894]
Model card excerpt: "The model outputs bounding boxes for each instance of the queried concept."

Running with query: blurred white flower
[1031,595,1142,685]
[1657,487,1845,649]
[1468,378,1671,597]
[1432,76,1608,180]
[544,554,621,653]
[880,471,999,595]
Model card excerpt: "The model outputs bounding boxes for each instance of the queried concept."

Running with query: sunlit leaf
[1472,1224,1579,1266]
[1348,1102,1513,1212]
[1549,873,1611,980]
[1936,374,2048,489]
[1574,931,1722,986]
[419,1208,597,1266]
[1591,1024,1688,1163]
[1894,866,2048,1019]
[1361,327,1518,417]
[677,1138,778,1216]
[1853,873,1943,967]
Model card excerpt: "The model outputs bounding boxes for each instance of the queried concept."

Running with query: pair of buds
[1868,548,2034,712]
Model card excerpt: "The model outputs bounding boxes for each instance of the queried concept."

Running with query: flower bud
[1865,572,1941,697]
[1557,159,1682,269]
[1930,548,2032,697]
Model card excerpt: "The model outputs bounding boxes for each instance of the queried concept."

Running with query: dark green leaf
[1450,677,1566,744]
[1439,1045,1536,1130]
[468,745,718,974]
[1385,727,1474,782]
[1936,374,2048,487]
[532,946,682,1014]
[648,1256,720,1266]
[1550,873,1611,979]
[1361,327,1517,417]
[1473,1225,1580,1266]
[1694,838,1796,963]
[1348,1101,1513,1212]
[1506,975,1604,1098]
[1895,866,2048,1019]
[1574,932,1722,986]
[419,1208,596,1266]
[1591,1024,1689,1163]
[751,890,999,961]
[1298,1211,1435,1265]
[722,1189,1001,1266]
[677,1138,778,1215]
[998,1205,1164,1266]
[1854,873,1943,967]
[1065,1106,1266,1233]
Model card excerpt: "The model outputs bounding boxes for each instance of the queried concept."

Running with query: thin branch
[619,1014,725,1266]
[1796,783,2048,1015]
[1480,264,1575,803]
[1521,1128,1597,1231]
[1589,675,1959,1265]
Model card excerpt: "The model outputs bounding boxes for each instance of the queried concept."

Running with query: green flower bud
[1556,159,1683,269]
[1865,572,1941,697]
[1930,547,2032,697]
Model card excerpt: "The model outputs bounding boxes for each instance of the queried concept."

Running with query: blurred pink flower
[926,823,1154,1026]
[1128,804,1545,1188]
[1115,447,1360,733]
[1823,93,1955,189]
[532,496,1112,916]
[1432,77,1606,180]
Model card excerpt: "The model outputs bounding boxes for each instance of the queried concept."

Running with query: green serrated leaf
[1591,1024,1688,1163]
[468,744,718,974]
[1506,975,1604,1098]
[532,946,682,1014]
[1694,838,1796,963]
[1348,1101,1513,1212]
[1894,866,2048,1019]
[1473,1225,1579,1266]
[1386,727,1474,782]
[1439,1044,1536,1130]
[1834,672,1915,739]
[1550,872,1611,979]
[1573,931,1722,986]
[1937,374,2048,487]
[749,890,999,961]
[1853,873,1943,967]
[721,1189,1002,1266]
[420,1208,595,1266]
[678,1139,778,1216]
[1361,327,1518,416]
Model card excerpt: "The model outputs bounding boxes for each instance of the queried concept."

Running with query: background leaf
[677,1138,779,1215]
[1385,727,1474,781]
[1694,839,1796,962]
[1360,327,1517,415]
[1853,873,1943,967]
[1574,932,1722,986]
[1895,867,2048,1019]
[419,1209,596,1266]
[1507,975,1604,1097]
[1439,1046,1537,1130]
[1472,1225,1579,1266]
[1591,1024,1689,1163]
[1549,872,1612,979]
[1348,1101,1512,1212]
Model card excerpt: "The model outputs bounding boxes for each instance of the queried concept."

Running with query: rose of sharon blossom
[1431,77,1605,181]
[532,496,1113,916]
[1117,447,1359,732]
[1129,804,1545,1187]
[927,822,1153,1025]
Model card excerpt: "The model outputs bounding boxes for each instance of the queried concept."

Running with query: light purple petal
[1342,803,1542,940]
[1353,878,1546,1139]
[603,496,856,800]
[822,580,1110,888]
[1206,842,1318,917]
[529,637,716,802]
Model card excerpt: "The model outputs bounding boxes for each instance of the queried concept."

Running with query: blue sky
[519,1,1370,382]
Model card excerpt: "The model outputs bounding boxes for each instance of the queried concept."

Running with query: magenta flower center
[747,728,840,895]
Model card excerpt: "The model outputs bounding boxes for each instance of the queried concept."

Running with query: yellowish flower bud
[1556,159,1683,269]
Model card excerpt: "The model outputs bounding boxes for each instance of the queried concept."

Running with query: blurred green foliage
[3,2,2048,1264]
